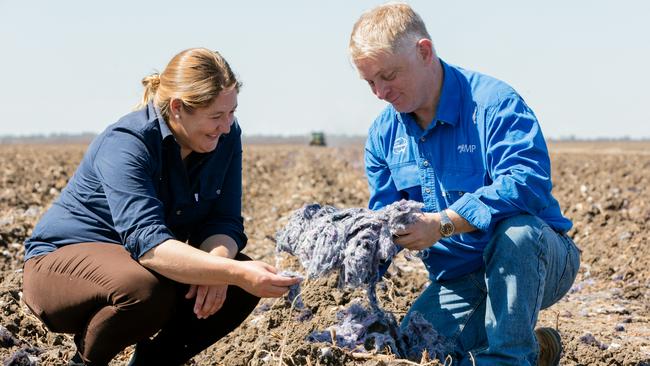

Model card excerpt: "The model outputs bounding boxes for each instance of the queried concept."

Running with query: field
[1,141,649,365]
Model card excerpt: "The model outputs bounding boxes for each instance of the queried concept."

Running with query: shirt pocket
[439,171,483,207]
[389,162,421,192]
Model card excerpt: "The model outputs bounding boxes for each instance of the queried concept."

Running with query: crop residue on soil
[1,142,649,365]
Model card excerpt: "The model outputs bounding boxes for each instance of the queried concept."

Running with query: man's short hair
[349,2,432,61]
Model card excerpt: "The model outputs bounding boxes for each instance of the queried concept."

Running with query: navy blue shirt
[25,102,247,261]
[366,60,572,281]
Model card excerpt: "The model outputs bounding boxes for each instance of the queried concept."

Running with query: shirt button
[176,210,182,215]
[425,188,431,194]
[420,137,426,142]
[216,189,221,195]
[423,160,429,167]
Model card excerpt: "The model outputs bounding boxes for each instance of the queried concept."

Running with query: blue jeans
[402,215,581,366]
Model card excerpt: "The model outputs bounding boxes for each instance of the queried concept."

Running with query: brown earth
[1,141,649,365]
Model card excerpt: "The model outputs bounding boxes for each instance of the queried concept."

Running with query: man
[349,3,580,365]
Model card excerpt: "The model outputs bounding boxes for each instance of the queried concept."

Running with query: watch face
[440,222,454,237]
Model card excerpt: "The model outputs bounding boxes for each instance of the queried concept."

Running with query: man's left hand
[392,212,441,251]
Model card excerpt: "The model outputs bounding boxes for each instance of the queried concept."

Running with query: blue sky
[1,1,648,139]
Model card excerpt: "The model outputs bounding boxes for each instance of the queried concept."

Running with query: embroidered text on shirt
[393,137,408,154]
[457,144,477,154]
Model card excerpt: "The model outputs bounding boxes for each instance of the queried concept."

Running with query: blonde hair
[136,48,241,118]
[349,2,432,61]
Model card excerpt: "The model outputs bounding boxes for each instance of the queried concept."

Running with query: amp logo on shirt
[393,137,408,154]
[457,144,477,154]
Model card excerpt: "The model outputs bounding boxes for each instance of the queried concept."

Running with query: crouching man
[349,3,580,365]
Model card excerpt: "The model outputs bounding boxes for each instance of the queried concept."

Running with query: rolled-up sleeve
[93,128,175,259]
[449,96,554,230]
[191,130,247,251]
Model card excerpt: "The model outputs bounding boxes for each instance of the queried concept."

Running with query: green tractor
[309,131,326,146]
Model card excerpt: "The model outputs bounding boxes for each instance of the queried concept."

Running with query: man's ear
[416,39,434,63]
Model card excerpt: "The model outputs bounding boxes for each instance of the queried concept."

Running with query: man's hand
[393,212,441,250]
[185,284,228,319]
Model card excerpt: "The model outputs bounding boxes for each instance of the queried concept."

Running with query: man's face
[354,44,431,114]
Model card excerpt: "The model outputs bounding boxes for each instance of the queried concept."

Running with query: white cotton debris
[579,332,609,350]
[275,200,452,361]
[308,302,451,361]
[278,270,313,321]
[275,199,424,289]
[278,270,305,308]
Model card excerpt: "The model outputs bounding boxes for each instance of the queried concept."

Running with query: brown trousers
[23,243,259,366]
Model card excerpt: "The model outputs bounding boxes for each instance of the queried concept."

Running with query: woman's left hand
[185,235,237,318]
[185,284,228,319]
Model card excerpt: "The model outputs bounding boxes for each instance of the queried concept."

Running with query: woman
[22,48,299,366]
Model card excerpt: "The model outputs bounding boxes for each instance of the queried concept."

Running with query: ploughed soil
[1,141,649,365]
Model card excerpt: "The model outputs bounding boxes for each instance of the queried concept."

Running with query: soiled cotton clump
[275,199,423,288]
[308,302,451,361]
[275,200,452,361]
[278,270,313,321]
[308,302,400,353]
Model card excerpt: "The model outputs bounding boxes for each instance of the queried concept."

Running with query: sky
[1,0,649,139]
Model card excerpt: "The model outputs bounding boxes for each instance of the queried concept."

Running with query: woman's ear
[170,98,182,119]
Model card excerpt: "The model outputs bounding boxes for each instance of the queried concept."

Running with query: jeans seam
[554,253,570,300]
[553,235,580,301]
[531,227,545,326]
[467,272,487,293]
[453,273,487,345]
[548,230,577,301]
[455,293,486,353]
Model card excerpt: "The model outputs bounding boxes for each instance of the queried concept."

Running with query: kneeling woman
[22,48,298,366]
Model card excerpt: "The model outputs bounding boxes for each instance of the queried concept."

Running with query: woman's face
[170,86,238,159]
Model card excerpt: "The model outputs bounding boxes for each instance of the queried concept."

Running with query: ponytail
[135,73,161,110]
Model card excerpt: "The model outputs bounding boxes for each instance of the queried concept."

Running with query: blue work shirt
[366,60,572,281]
[25,102,247,261]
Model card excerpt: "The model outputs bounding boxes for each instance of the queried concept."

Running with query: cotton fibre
[275,199,424,289]
[308,302,451,361]
[275,200,453,361]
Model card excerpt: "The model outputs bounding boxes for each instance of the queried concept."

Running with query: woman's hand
[185,284,228,319]
[139,240,300,299]
[235,261,301,298]
[185,235,236,319]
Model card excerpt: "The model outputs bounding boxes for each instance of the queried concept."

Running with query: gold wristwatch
[439,209,455,237]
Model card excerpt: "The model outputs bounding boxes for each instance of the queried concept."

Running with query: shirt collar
[434,59,461,127]
[147,101,175,142]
